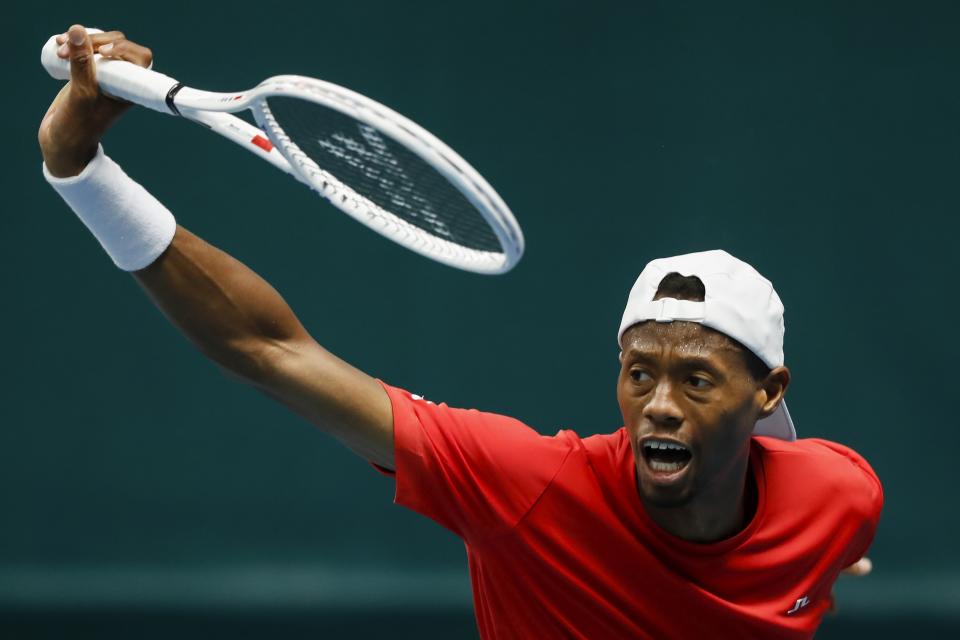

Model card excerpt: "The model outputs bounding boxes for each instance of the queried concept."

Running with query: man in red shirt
[371,255,881,638]
[41,26,881,639]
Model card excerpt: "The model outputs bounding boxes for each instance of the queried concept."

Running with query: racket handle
[41,29,181,115]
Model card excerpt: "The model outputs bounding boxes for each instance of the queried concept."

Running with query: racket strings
[263,96,502,253]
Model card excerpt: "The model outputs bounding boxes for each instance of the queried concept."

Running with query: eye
[629,369,652,383]
[687,375,712,389]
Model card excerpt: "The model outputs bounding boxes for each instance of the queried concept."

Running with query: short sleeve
[373,382,573,541]
[808,439,884,567]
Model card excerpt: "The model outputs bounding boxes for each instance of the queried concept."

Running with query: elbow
[202,336,296,385]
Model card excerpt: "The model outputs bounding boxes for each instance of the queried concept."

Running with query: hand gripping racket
[41,30,524,274]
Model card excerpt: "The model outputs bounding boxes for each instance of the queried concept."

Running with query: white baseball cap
[617,249,796,441]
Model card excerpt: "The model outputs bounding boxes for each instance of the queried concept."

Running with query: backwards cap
[617,249,795,440]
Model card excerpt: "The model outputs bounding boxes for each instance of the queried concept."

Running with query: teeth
[645,440,687,451]
[649,460,685,472]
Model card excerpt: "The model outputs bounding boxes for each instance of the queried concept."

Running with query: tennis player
[40,26,882,639]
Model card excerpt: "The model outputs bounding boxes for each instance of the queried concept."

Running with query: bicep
[253,336,395,469]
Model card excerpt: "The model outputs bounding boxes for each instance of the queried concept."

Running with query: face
[618,321,771,509]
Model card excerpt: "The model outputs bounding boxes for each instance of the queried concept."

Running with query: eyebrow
[623,347,728,377]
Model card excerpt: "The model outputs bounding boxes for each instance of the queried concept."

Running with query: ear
[757,366,791,418]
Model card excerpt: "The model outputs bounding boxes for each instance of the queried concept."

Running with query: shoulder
[754,436,883,523]
[754,437,880,488]
[579,427,630,457]
[567,428,631,478]
[382,382,578,474]
[384,384,542,434]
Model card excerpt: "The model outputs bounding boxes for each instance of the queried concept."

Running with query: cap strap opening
[637,298,706,323]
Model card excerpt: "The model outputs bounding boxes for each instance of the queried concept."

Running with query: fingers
[90,31,127,47]
[842,557,873,577]
[56,28,153,70]
[98,40,154,69]
[56,30,125,49]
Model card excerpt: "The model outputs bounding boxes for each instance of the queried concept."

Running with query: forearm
[133,225,310,380]
[53,168,393,463]
[40,26,394,466]
[135,226,394,466]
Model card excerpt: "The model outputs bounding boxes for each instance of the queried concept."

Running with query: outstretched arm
[133,226,394,467]
[38,25,394,469]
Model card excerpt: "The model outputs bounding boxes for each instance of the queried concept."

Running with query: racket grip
[41,30,181,115]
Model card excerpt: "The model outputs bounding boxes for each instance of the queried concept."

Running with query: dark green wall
[4,1,958,636]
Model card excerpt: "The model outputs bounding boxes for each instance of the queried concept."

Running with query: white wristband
[43,146,177,271]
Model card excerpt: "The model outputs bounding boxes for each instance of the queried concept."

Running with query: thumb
[66,25,97,97]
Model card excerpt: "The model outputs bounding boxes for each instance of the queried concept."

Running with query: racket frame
[41,33,523,274]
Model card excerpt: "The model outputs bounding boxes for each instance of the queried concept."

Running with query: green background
[4,1,957,637]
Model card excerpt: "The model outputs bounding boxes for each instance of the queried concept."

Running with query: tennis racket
[41,29,524,274]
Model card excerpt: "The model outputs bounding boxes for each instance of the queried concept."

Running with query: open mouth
[641,438,692,475]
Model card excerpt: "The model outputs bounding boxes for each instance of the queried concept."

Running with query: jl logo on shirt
[786,596,811,615]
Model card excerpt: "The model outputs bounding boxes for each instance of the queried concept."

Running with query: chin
[638,482,695,508]
[635,460,697,508]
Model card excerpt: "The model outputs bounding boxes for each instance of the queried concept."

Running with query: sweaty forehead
[620,321,741,358]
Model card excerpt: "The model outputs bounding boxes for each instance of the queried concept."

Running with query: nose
[642,380,684,428]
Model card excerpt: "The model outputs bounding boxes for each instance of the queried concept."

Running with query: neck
[642,447,756,543]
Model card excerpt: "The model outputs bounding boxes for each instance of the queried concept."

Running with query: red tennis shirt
[373,383,883,639]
